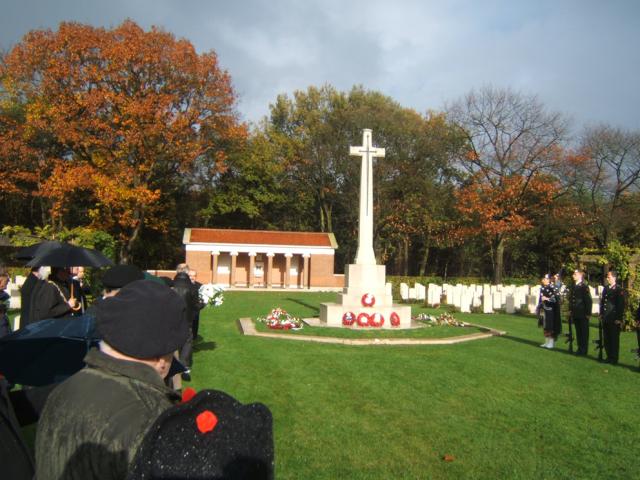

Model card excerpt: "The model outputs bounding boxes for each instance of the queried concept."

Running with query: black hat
[102,264,145,289]
[128,389,274,479]
[96,280,188,358]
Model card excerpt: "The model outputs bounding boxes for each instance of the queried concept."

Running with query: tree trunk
[402,237,409,276]
[493,236,505,284]
[119,210,145,264]
[419,245,429,276]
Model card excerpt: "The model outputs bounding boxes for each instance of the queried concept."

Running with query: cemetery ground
[11,291,639,479]
[190,291,639,479]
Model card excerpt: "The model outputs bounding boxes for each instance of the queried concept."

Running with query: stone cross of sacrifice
[349,129,385,265]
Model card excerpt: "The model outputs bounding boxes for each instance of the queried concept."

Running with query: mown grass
[189,291,640,480]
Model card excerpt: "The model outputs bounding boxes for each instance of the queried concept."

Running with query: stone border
[237,318,506,346]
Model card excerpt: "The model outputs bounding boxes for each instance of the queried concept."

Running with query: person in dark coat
[600,269,625,365]
[189,269,205,340]
[0,271,11,337]
[537,274,560,349]
[173,264,200,380]
[568,269,593,356]
[35,280,189,480]
[29,267,78,323]
[19,267,42,326]
[0,378,57,480]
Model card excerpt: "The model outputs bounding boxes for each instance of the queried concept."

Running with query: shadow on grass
[501,334,640,372]
[193,341,217,352]
[286,297,321,314]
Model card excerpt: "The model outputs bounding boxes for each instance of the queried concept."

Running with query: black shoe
[181,371,191,382]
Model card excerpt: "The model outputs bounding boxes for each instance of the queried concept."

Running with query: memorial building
[183,228,343,289]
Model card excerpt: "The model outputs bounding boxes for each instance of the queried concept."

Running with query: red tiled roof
[188,229,335,248]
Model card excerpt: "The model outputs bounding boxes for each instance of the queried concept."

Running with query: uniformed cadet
[600,270,625,364]
[568,269,593,355]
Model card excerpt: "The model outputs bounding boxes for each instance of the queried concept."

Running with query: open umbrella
[26,243,113,268]
[0,314,99,386]
[0,313,186,386]
[14,240,63,262]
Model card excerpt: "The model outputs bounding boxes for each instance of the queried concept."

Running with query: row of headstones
[4,275,27,309]
[399,282,605,315]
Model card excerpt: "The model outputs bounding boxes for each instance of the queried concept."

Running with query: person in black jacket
[0,270,11,337]
[600,270,625,365]
[29,267,79,323]
[188,269,204,340]
[19,267,41,326]
[568,269,593,356]
[173,264,200,380]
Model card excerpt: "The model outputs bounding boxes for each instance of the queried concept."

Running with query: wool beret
[96,280,188,359]
[128,389,274,479]
[102,264,145,289]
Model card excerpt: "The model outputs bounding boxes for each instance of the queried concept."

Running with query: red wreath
[356,312,370,327]
[369,312,384,327]
[361,294,375,307]
[390,312,400,327]
[342,312,355,326]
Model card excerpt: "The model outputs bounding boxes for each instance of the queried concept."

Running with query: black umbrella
[26,243,113,268]
[0,314,188,386]
[14,240,63,262]
[0,314,100,386]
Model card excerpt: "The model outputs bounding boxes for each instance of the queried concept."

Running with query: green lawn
[189,291,640,480]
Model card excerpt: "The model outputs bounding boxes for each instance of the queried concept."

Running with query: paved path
[238,318,506,346]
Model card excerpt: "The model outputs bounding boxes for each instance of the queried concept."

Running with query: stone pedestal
[320,263,412,329]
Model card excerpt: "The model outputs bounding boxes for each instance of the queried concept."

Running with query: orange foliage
[455,174,556,241]
[1,20,246,250]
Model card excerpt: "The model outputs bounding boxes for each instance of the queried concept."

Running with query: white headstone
[415,283,426,301]
[400,283,410,301]
[505,294,516,314]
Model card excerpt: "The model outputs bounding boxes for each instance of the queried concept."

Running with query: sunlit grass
[190,291,640,479]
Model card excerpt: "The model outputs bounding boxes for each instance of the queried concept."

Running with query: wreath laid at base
[257,308,303,330]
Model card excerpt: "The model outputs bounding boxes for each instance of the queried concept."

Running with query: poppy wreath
[361,293,375,307]
[369,312,384,327]
[356,312,370,327]
[356,312,385,327]
[390,312,400,327]
[342,312,356,326]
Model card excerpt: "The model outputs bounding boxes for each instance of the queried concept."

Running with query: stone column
[211,251,220,284]
[303,254,310,289]
[284,253,292,289]
[248,252,256,288]
[230,251,238,287]
[266,253,274,288]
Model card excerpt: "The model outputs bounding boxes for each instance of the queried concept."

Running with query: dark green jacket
[36,348,179,480]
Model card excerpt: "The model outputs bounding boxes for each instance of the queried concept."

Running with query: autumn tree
[447,86,569,282]
[258,85,462,272]
[577,125,640,247]
[0,20,246,262]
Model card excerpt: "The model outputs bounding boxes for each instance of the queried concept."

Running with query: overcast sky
[2,0,639,134]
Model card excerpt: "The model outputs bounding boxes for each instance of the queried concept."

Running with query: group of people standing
[3,261,274,480]
[537,268,633,366]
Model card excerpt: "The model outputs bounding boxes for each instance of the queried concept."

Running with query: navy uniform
[600,283,624,364]
[568,280,593,355]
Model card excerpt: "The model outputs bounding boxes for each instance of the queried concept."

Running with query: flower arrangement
[415,312,467,327]
[198,284,225,307]
[258,307,303,330]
